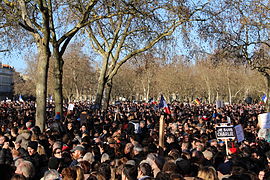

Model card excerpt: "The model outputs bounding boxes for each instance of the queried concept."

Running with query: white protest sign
[215,125,235,139]
[258,129,270,142]
[234,124,244,142]
[68,103,74,111]
[216,101,224,108]
[227,116,231,124]
[258,113,270,129]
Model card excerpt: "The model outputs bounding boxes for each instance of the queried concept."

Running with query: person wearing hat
[15,127,31,150]
[27,141,42,179]
[49,112,66,135]
[70,145,85,167]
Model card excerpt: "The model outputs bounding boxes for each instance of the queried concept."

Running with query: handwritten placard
[258,113,270,129]
[68,104,74,111]
[234,124,244,142]
[216,101,224,108]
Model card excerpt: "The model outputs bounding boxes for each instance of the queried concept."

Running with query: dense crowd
[0,100,269,180]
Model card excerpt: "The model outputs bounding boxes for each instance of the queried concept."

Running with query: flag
[49,95,53,102]
[262,94,267,103]
[19,95,24,102]
[159,95,171,114]
[194,98,201,105]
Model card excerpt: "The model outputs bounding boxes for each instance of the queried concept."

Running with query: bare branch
[107,21,182,81]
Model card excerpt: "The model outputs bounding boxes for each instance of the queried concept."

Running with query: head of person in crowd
[72,166,84,180]
[48,157,61,170]
[122,164,137,180]
[78,160,91,174]
[133,144,143,156]
[15,160,35,179]
[48,136,56,146]
[43,169,61,180]
[87,171,106,180]
[83,152,95,164]
[71,145,85,160]
[25,122,32,130]
[258,169,270,180]
[10,174,26,180]
[124,143,134,155]
[53,147,62,159]
[99,163,111,180]
[137,162,153,179]
[61,167,77,180]
[197,166,218,180]
[27,141,38,156]
[52,141,63,152]
[0,135,9,146]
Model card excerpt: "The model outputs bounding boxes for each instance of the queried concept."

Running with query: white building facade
[0,63,14,100]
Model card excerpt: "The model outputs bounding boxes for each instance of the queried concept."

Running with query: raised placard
[216,126,235,139]
[234,124,244,142]
[258,113,270,129]
[68,103,74,111]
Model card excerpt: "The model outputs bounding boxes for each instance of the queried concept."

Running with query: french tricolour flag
[159,95,171,114]
[19,95,24,102]
[262,94,267,103]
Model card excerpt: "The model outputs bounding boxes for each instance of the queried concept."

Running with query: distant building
[0,62,14,100]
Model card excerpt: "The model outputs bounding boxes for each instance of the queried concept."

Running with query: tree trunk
[95,57,109,109]
[53,48,64,117]
[266,74,270,112]
[146,77,150,101]
[75,83,80,100]
[104,79,113,111]
[95,76,106,109]
[208,89,211,104]
[229,86,232,105]
[35,43,50,131]
[227,70,232,105]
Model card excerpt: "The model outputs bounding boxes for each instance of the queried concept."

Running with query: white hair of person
[133,144,143,152]
[44,169,61,180]
[15,160,35,178]
[101,153,110,163]
[14,158,24,167]
[83,152,95,164]
[25,122,32,129]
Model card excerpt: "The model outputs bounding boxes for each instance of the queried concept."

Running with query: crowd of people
[0,100,269,180]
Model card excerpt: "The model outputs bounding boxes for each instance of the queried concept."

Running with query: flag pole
[159,115,165,149]
[225,139,228,156]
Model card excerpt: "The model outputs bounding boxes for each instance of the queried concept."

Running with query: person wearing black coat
[0,142,13,165]
[27,141,43,179]
[0,136,13,165]
[165,134,181,155]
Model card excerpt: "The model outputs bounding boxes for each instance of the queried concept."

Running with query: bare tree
[198,0,270,110]
[83,0,209,109]
[17,0,51,131]
[48,0,99,117]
